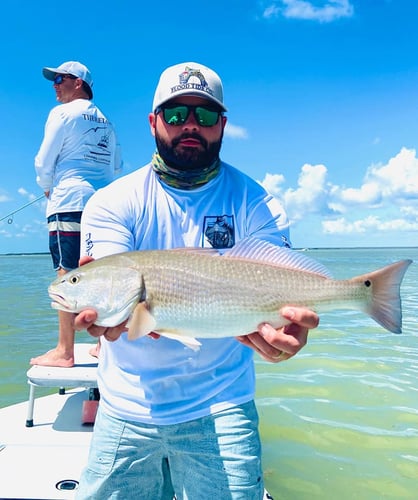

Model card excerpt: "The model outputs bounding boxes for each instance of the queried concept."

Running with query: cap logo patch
[170,66,214,98]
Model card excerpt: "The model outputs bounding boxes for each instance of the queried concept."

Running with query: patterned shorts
[47,212,82,271]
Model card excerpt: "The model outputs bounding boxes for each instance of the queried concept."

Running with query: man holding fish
[72,62,320,499]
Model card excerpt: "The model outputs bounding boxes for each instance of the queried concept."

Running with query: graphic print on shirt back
[203,215,235,249]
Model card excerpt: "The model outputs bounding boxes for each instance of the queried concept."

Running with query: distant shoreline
[1,252,50,256]
[1,246,416,257]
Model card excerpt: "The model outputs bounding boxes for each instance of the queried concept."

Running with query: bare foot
[89,342,100,358]
[30,349,74,367]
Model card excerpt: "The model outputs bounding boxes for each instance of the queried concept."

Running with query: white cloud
[284,164,331,219]
[261,163,333,222]
[327,148,418,212]
[333,182,382,208]
[262,4,280,18]
[0,188,39,206]
[322,216,374,234]
[0,188,12,203]
[322,215,418,235]
[224,122,249,139]
[17,187,40,202]
[262,0,354,23]
[366,147,418,198]
[259,173,286,197]
[259,147,418,236]
[400,205,418,219]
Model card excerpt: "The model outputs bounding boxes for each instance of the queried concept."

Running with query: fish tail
[357,259,412,333]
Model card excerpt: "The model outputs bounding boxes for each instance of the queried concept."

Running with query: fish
[48,238,412,350]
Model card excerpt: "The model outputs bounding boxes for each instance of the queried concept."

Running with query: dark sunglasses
[156,104,223,127]
[53,74,77,85]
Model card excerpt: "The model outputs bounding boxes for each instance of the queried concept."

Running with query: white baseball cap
[42,61,93,99]
[152,62,227,112]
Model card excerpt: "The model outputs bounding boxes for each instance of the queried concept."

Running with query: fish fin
[157,331,202,351]
[127,302,157,340]
[127,304,202,350]
[355,259,412,334]
[224,238,333,278]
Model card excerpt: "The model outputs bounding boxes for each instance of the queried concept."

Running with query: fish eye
[69,274,80,285]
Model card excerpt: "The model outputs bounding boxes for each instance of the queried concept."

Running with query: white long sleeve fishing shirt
[81,162,291,425]
[35,98,122,217]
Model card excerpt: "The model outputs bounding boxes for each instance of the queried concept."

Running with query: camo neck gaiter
[151,152,221,190]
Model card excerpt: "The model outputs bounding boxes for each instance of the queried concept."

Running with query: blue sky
[1,0,417,253]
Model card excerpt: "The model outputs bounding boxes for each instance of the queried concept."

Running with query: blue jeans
[77,401,264,499]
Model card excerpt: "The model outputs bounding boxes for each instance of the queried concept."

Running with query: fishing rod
[0,194,44,224]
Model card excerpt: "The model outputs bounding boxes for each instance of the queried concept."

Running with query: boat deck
[0,343,98,499]
[0,388,93,499]
[0,344,274,499]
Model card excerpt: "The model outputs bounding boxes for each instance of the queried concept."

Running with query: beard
[155,131,223,170]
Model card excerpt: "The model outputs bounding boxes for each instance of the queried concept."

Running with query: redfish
[48,239,412,349]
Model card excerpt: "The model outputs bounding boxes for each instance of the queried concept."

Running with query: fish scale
[139,253,370,336]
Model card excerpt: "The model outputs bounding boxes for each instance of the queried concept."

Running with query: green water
[0,249,417,499]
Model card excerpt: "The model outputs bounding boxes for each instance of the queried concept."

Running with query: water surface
[1,248,417,499]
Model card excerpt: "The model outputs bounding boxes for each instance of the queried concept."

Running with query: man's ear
[149,113,157,137]
[75,78,83,91]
